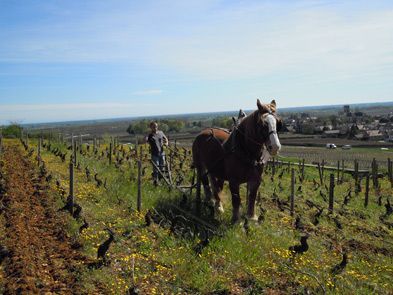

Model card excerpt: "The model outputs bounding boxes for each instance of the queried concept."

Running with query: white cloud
[1,1,393,82]
[151,7,393,80]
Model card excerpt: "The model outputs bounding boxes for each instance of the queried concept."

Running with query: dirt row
[0,144,90,294]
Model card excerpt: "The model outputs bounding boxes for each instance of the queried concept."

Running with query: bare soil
[0,144,89,294]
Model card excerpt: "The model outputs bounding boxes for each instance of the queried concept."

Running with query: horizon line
[1,100,392,127]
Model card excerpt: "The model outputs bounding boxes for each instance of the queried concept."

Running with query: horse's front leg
[229,181,241,223]
[246,177,261,221]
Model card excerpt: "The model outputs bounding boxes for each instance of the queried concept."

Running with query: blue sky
[1,0,393,124]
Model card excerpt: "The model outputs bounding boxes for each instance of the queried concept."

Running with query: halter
[235,110,278,147]
[224,110,278,167]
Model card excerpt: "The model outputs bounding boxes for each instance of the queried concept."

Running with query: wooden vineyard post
[135,137,138,158]
[341,160,345,183]
[372,158,378,189]
[73,140,77,166]
[364,174,370,208]
[317,162,323,185]
[195,171,202,216]
[321,160,325,180]
[290,168,295,216]
[69,162,74,215]
[109,142,112,165]
[371,158,375,188]
[137,147,142,212]
[329,174,334,213]
[190,168,196,197]
[301,159,305,182]
[388,158,393,188]
[337,161,340,184]
[37,137,42,166]
[93,137,97,153]
[354,160,359,194]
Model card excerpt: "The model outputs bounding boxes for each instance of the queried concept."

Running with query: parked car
[326,143,337,149]
[342,145,352,150]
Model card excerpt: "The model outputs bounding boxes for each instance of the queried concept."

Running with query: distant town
[281,105,393,142]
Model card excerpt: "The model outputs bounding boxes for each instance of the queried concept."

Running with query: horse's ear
[270,100,276,107]
[257,99,267,113]
[276,117,283,132]
[257,99,263,111]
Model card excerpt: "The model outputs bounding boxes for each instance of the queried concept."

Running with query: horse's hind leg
[201,170,213,202]
[209,176,224,213]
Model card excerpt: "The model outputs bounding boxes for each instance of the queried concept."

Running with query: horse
[192,99,282,223]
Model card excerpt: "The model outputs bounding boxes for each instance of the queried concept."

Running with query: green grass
[16,138,393,294]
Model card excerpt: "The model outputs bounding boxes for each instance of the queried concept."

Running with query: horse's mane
[238,110,262,140]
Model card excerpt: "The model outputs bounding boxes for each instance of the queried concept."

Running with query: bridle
[225,110,279,166]
[235,110,278,147]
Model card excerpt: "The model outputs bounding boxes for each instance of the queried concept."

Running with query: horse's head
[256,99,282,156]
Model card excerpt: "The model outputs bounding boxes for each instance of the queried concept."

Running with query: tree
[159,123,169,133]
[212,117,232,129]
[2,123,23,138]
[167,120,184,132]
[126,120,149,135]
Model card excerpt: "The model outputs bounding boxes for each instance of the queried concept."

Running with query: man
[145,121,168,185]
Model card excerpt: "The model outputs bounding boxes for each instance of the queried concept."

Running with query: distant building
[356,130,384,141]
[343,105,350,114]
[322,130,340,138]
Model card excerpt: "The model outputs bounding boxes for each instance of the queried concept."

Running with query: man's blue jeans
[152,154,165,181]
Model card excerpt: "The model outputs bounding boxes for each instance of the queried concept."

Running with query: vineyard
[0,137,392,294]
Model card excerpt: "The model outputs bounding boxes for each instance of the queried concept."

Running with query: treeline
[126,116,234,135]
[0,123,23,138]
[126,119,186,135]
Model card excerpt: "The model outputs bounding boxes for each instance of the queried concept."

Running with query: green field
[2,138,392,294]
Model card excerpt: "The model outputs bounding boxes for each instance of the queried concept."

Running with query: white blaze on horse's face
[266,114,281,156]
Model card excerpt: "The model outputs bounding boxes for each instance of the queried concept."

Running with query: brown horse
[192,99,282,223]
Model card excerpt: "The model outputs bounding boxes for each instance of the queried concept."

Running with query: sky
[0,0,393,124]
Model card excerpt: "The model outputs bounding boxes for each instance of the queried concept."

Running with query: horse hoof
[231,214,241,224]
[215,203,224,214]
[231,217,240,224]
[247,214,258,222]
